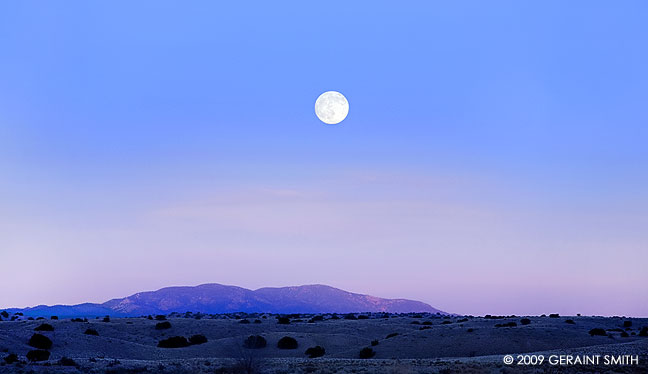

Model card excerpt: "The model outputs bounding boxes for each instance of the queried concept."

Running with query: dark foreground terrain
[1,312,646,373]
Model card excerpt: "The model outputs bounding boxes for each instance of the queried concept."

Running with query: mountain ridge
[4,283,446,317]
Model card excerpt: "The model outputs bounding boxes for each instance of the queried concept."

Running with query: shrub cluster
[27,350,50,362]
[155,321,172,330]
[84,328,99,336]
[28,334,53,350]
[520,318,531,325]
[189,334,208,345]
[359,347,375,359]
[277,336,298,349]
[158,336,191,348]
[305,346,325,358]
[589,328,607,336]
[34,323,54,332]
[495,322,517,328]
[243,335,267,349]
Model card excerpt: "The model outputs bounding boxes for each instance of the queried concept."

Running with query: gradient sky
[1,1,647,316]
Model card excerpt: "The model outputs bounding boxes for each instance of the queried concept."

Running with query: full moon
[315,91,349,124]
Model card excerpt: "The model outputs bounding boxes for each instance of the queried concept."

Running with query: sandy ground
[1,314,646,373]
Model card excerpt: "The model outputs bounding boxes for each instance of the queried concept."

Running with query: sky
[1,1,647,316]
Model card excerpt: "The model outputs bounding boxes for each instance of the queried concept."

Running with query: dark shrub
[457,318,469,323]
[35,323,54,331]
[589,328,607,336]
[155,321,172,330]
[84,328,99,336]
[239,319,250,324]
[3,353,18,364]
[422,321,432,325]
[277,336,298,349]
[410,321,420,325]
[103,316,110,322]
[158,336,190,348]
[330,314,340,320]
[357,315,369,320]
[155,315,167,321]
[385,332,398,339]
[27,350,50,362]
[621,331,629,338]
[623,321,632,328]
[189,334,208,345]
[28,333,52,349]
[549,314,559,318]
[254,319,262,324]
[36,317,44,320]
[359,347,376,359]
[419,326,431,330]
[371,340,379,346]
[0,311,8,318]
[520,318,531,325]
[147,315,153,320]
[277,317,290,325]
[441,320,452,325]
[495,322,517,328]
[565,319,575,324]
[50,316,58,320]
[71,318,85,322]
[59,357,77,366]
[467,328,474,333]
[305,345,325,358]
[27,317,34,320]
[243,335,267,349]
[311,315,324,322]
[639,327,648,337]
[344,314,357,320]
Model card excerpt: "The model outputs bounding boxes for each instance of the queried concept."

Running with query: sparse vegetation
[243,335,267,349]
[495,322,517,328]
[520,318,531,325]
[27,350,50,362]
[344,313,357,320]
[565,319,575,324]
[239,319,251,324]
[155,315,167,321]
[155,321,172,330]
[28,333,53,350]
[35,323,54,331]
[277,336,298,349]
[305,345,325,358]
[359,347,376,359]
[158,336,190,348]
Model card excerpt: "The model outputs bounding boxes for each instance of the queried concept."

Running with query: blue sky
[1,1,647,316]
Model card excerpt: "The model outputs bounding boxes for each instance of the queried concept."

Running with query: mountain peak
[7,283,446,317]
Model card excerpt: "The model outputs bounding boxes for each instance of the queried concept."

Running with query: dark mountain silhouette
[5,283,445,317]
